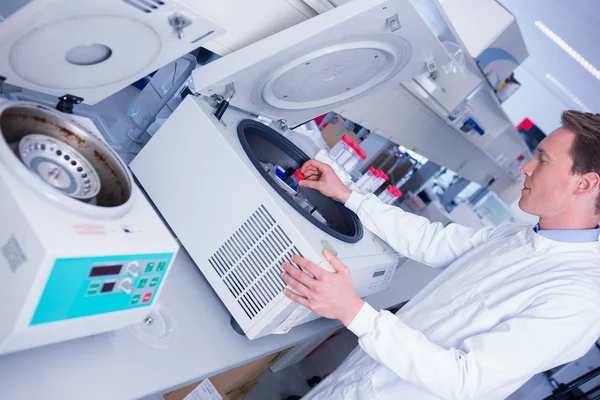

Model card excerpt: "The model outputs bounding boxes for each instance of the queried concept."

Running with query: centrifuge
[131,0,451,339]
[0,0,223,354]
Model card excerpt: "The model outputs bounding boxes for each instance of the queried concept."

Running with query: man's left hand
[282,249,364,327]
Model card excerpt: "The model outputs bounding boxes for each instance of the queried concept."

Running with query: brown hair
[561,110,600,213]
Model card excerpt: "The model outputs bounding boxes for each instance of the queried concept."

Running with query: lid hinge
[194,83,289,131]
[212,82,236,121]
[270,118,289,132]
[56,94,83,114]
[0,76,23,95]
[426,58,438,81]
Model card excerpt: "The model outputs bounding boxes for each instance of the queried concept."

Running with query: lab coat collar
[527,225,600,255]
[533,224,600,243]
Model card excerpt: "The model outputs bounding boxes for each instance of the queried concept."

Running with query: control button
[137,278,148,288]
[149,277,160,287]
[125,261,141,278]
[119,278,134,295]
[130,294,141,305]
[320,240,338,256]
[142,292,152,303]
[156,261,167,272]
[87,283,100,296]
[145,262,155,273]
[373,237,387,252]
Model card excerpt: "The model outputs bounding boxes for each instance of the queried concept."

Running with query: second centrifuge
[131,0,452,339]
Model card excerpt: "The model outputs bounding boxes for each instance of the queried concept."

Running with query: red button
[142,293,152,303]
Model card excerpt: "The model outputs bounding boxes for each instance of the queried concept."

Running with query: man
[281,110,600,400]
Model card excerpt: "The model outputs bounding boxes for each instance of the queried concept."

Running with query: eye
[537,153,547,164]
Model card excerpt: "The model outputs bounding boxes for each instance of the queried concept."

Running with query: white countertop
[0,249,438,400]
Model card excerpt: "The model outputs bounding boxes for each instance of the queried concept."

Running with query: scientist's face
[519,128,578,217]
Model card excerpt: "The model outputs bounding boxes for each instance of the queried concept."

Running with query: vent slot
[209,206,302,320]
[2,236,27,273]
[123,0,165,13]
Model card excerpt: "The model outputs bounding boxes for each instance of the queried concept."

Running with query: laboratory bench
[0,249,439,400]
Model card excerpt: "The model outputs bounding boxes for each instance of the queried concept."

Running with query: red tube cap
[386,185,403,198]
[293,170,306,180]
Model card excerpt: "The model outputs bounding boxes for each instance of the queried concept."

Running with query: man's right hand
[299,160,352,204]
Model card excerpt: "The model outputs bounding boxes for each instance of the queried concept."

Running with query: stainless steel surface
[18,134,101,200]
[0,103,132,207]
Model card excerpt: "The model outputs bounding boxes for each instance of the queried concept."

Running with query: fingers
[282,262,317,288]
[301,163,321,174]
[301,159,328,172]
[323,249,348,274]
[291,255,324,280]
[302,167,321,181]
[301,160,334,178]
[284,288,311,308]
[281,272,310,297]
[298,179,321,190]
[303,175,320,182]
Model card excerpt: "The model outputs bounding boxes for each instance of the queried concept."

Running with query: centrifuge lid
[0,0,225,105]
[192,0,450,128]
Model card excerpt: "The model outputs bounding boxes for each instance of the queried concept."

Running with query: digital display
[101,282,116,293]
[90,265,122,277]
[373,270,386,278]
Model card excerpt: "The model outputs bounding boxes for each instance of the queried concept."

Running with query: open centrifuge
[0,0,224,354]
[131,0,451,339]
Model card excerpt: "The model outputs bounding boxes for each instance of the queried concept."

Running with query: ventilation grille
[124,0,165,13]
[209,205,302,320]
[2,236,27,273]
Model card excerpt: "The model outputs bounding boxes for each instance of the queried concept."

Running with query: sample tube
[288,170,305,191]
[328,134,354,160]
[343,143,367,172]
[378,185,403,204]
[368,170,389,193]
[355,167,378,192]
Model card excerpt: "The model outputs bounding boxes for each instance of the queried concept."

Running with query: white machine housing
[0,0,225,104]
[0,0,225,354]
[131,0,452,338]
[0,102,179,355]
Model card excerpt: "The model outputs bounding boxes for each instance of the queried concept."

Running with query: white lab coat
[303,192,600,400]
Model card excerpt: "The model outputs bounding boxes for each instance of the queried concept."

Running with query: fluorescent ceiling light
[535,21,600,80]
[545,73,591,112]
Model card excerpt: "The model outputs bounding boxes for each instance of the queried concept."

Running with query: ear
[576,172,600,194]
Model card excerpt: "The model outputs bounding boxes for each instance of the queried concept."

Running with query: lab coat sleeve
[345,191,494,269]
[347,298,600,400]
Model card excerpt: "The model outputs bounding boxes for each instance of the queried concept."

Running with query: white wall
[501,64,567,135]
[499,0,600,133]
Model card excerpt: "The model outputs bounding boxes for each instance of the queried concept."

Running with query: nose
[521,158,534,177]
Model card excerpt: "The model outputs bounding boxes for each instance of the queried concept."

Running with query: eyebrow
[537,148,553,160]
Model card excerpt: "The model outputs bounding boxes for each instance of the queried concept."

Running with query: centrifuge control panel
[367,267,393,291]
[30,253,175,325]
